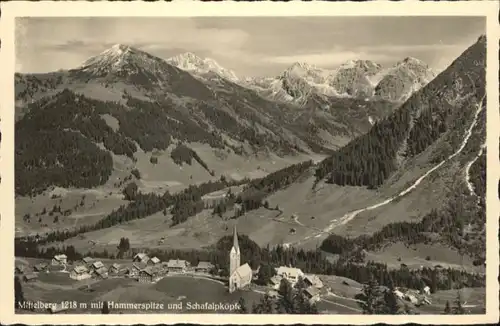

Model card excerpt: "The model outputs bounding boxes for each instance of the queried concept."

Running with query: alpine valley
[15,35,487,314]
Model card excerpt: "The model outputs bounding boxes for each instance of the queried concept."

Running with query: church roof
[233,263,252,279]
[232,225,239,251]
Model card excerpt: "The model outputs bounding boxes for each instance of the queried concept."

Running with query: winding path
[285,97,485,247]
[464,142,486,199]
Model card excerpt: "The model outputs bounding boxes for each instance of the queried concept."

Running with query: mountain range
[14,35,487,269]
[164,50,436,104]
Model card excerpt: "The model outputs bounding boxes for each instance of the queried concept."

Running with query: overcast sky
[16,16,485,77]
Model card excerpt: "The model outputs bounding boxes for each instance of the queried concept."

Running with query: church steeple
[229,224,241,276]
[232,225,239,252]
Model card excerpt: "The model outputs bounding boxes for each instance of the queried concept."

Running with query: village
[15,226,439,314]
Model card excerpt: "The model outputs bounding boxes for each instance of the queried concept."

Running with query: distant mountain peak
[166,52,239,82]
[397,56,427,67]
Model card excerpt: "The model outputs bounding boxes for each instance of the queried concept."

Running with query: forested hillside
[315,36,486,188]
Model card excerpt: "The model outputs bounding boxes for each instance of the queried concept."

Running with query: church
[228,225,252,293]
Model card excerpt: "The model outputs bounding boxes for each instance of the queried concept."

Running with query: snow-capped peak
[166,52,239,82]
[79,43,143,70]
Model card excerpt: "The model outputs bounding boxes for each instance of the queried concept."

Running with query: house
[393,289,405,300]
[166,259,189,273]
[195,261,214,273]
[70,265,91,281]
[33,263,48,272]
[93,266,109,279]
[421,297,432,305]
[15,265,26,274]
[91,261,105,270]
[422,285,431,295]
[149,257,161,265]
[110,263,121,274]
[23,273,37,283]
[229,263,252,293]
[304,274,324,289]
[133,253,150,264]
[269,275,282,290]
[275,266,304,285]
[51,254,67,266]
[48,303,68,314]
[405,293,419,304]
[81,257,94,265]
[303,286,320,304]
[130,262,147,276]
[138,266,162,283]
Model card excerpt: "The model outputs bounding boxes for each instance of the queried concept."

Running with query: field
[36,152,482,273]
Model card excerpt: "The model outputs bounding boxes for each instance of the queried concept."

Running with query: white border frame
[1,1,499,324]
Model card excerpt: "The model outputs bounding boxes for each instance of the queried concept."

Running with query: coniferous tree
[444,301,451,314]
[252,294,275,314]
[359,277,385,314]
[101,301,110,314]
[383,283,401,314]
[237,297,248,314]
[14,276,25,310]
[452,291,465,314]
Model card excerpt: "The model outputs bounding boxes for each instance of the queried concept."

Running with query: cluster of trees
[314,106,411,188]
[15,128,114,196]
[170,143,210,173]
[245,277,318,314]
[15,176,249,246]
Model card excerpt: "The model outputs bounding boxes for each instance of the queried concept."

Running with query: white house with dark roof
[93,266,109,279]
[195,261,214,273]
[228,225,252,293]
[133,253,150,264]
[51,254,67,266]
[70,265,91,281]
[275,266,304,285]
[304,274,324,289]
[149,257,161,265]
[110,263,121,274]
[91,261,104,270]
[303,286,320,303]
[166,259,189,273]
[82,257,94,265]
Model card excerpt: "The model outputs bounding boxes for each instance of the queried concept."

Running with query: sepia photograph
[0,0,498,324]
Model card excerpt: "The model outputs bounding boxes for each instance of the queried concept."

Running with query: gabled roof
[141,266,161,276]
[15,265,26,272]
[133,262,147,271]
[92,261,104,269]
[196,261,213,269]
[304,286,320,297]
[72,265,89,274]
[54,254,67,261]
[134,253,148,260]
[232,263,252,279]
[276,266,303,278]
[304,274,323,287]
[24,273,37,280]
[95,266,108,275]
[82,257,93,263]
[150,257,161,264]
[111,263,121,269]
[34,263,48,271]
